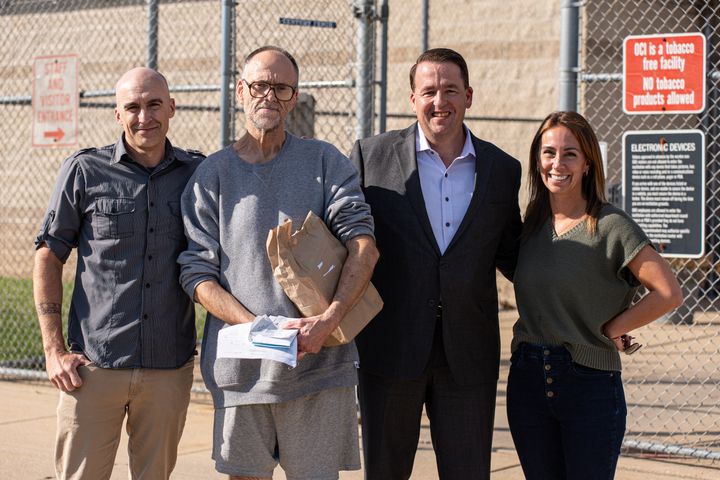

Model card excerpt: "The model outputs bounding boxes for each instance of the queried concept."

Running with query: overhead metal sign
[623,130,705,258]
[623,33,706,114]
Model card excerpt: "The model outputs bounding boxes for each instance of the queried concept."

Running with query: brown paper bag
[266,211,383,346]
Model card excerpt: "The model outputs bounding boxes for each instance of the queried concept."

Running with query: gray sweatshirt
[178,133,375,408]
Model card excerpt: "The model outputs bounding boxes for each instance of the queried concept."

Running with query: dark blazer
[350,124,522,386]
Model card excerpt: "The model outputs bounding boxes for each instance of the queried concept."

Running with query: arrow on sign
[43,128,65,142]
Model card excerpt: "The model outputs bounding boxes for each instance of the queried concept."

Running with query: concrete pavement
[1,310,718,479]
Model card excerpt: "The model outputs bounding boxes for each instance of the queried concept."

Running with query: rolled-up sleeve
[323,147,375,244]
[34,157,85,263]
[178,165,221,299]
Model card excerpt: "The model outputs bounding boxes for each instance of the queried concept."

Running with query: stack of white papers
[251,328,297,349]
[217,316,299,367]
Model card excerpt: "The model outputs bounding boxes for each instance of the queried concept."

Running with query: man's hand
[45,349,90,392]
[283,312,340,356]
[33,245,90,392]
[281,235,378,359]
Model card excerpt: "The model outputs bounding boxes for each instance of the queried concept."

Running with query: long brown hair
[523,111,607,240]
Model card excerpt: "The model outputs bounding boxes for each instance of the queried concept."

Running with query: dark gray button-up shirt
[35,135,204,369]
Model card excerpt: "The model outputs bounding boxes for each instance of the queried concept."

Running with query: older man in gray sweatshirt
[178,46,379,480]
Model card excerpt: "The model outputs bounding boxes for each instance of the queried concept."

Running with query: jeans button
[546,377,554,384]
[547,391,555,398]
[544,364,552,371]
[543,349,551,355]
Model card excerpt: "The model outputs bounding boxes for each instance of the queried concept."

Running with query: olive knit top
[511,203,651,371]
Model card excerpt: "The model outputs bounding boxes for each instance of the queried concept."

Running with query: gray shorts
[213,386,361,480]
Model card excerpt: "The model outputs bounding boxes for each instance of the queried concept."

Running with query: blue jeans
[506,343,627,480]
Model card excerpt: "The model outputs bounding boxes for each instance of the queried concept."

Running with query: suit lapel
[445,133,493,252]
[395,125,441,256]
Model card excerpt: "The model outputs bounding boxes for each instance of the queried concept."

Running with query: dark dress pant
[358,322,497,480]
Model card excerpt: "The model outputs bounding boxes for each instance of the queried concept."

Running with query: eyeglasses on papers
[620,334,642,355]
[242,80,296,101]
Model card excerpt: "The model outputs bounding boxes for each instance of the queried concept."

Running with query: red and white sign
[32,54,79,147]
[623,33,705,114]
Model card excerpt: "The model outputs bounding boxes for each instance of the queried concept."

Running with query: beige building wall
[0,1,561,303]
[383,0,560,166]
[383,0,561,307]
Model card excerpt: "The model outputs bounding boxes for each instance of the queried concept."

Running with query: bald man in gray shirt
[33,67,204,480]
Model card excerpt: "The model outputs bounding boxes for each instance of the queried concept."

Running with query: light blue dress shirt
[416,126,476,254]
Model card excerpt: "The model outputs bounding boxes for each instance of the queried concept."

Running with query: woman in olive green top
[507,111,682,480]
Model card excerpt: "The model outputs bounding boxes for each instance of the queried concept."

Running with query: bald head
[241,50,299,88]
[115,67,169,103]
[114,67,175,166]
[242,46,299,84]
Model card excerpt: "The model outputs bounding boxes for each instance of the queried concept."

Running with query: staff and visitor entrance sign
[32,54,79,147]
[623,33,706,114]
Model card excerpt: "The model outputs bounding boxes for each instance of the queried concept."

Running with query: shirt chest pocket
[94,197,136,239]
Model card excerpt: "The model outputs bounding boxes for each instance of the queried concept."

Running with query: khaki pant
[54,360,194,480]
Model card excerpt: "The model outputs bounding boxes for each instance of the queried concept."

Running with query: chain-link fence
[7,0,717,468]
[1,0,220,379]
[377,0,556,159]
[0,0,367,379]
[580,0,720,465]
[0,0,563,379]
[376,0,562,307]
[230,0,364,152]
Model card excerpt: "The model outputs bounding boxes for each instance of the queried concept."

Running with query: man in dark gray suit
[350,48,522,480]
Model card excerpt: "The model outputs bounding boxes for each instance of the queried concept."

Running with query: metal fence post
[220,0,236,148]
[353,0,375,140]
[559,0,579,111]
[146,0,158,70]
[421,0,429,53]
[1,0,367,385]
[378,0,389,134]
[699,20,720,308]
[580,0,720,460]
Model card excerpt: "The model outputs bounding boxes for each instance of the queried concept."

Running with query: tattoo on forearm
[37,302,61,316]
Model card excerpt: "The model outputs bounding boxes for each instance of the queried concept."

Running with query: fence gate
[581,0,720,465]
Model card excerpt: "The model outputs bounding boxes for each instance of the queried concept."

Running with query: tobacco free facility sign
[623,33,705,114]
[32,54,79,147]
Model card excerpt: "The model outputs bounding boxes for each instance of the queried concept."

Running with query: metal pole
[378,0,389,134]
[700,21,719,306]
[147,0,159,70]
[622,438,720,461]
[220,0,236,148]
[353,0,375,140]
[421,0,429,53]
[558,0,579,111]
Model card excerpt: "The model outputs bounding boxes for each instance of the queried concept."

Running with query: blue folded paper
[249,315,299,351]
